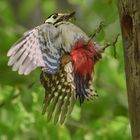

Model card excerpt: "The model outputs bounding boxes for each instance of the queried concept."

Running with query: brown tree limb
[118,0,140,139]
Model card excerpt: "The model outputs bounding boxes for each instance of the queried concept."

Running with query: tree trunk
[118,0,140,140]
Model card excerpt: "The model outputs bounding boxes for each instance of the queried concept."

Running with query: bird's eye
[52,14,58,19]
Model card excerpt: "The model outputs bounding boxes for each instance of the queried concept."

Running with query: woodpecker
[7,12,103,124]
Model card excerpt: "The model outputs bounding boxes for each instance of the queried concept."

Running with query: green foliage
[0,0,131,140]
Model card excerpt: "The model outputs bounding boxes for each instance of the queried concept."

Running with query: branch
[88,21,105,43]
[97,34,120,57]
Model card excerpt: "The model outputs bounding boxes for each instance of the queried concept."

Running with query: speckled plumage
[7,12,99,124]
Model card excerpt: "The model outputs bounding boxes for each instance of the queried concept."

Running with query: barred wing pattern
[7,21,97,124]
[7,24,61,75]
[40,62,76,124]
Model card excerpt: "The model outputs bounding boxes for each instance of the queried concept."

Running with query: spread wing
[7,21,97,124]
[7,24,61,75]
[7,22,89,75]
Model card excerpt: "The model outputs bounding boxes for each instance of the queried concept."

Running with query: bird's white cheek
[45,18,55,23]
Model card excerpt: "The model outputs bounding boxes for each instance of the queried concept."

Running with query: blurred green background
[0,0,131,140]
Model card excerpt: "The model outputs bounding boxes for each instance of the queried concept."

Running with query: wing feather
[7,24,61,75]
[7,20,98,124]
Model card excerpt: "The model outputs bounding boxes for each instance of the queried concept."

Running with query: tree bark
[118,0,140,140]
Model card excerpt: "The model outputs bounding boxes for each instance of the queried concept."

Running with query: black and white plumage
[7,24,61,75]
[7,12,99,124]
[40,62,76,124]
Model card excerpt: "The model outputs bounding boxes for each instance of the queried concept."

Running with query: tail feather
[54,92,67,124]
[40,63,76,124]
[42,89,56,115]
[42,93,52,115]
[47,91,61,122]
[60,92,71,124]
[75,73,98,103]
[67,93,75,115]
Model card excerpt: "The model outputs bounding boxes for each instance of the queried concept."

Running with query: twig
[112,34,120,58]
[88,21,105,44]
[99,34,120,57]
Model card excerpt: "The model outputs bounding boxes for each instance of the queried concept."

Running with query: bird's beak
[63,11,75,20]
[54,12,75,24]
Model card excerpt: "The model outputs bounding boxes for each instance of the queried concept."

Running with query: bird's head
[45,12,75,24]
